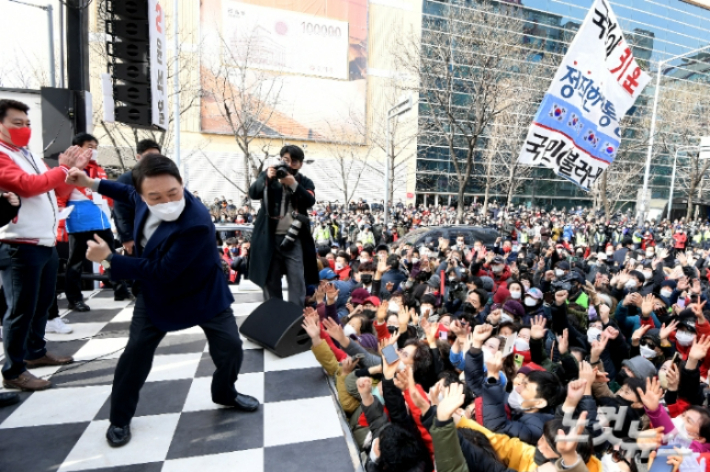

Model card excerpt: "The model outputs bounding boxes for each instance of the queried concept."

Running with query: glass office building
[415,0,710,209]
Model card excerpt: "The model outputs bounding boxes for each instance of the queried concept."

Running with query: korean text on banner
[518,0,650,191]
[149,0,168,130]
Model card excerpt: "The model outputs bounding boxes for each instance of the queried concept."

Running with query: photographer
[248,145,318,307]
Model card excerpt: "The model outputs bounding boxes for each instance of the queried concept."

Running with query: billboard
[200,0,368,142]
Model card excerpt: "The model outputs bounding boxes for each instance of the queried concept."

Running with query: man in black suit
[113,139,162,257]
[67,155,258,447]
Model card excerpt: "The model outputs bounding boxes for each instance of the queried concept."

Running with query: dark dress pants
[110,295,244,427]
[65,229,129,303]
[263,235,306,307]
[1,244,58,379]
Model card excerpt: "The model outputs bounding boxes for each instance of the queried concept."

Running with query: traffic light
[105,0,167,130]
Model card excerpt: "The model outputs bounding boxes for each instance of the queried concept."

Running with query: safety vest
[704,230,710,241]
[359,231,375,246]
[632,232,642,244]
[575,233,587,246]
[314,226,331,243]
[520,231,529,244]
[693,233,703,244]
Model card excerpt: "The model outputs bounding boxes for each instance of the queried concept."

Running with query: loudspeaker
[239,299,312,358]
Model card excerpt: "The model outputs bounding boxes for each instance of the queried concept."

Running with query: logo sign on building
[149,0,168,130]
[518,0,650,190]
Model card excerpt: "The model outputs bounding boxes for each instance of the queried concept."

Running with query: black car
[392,225,499,251]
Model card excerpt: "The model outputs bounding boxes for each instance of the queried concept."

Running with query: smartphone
[440,331,448,340]
[648,446,676,472]
[678,298,686,309]
[382,344,399,365]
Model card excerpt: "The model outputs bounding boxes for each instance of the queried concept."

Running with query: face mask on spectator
[514,338,529,352]
[607,249,614,256]
[661,288,673,298]
[639,344,657,359]
[491,264,504,274]
[508,388,524,411]
[146,197,186,222]
[676,330,695,346]
[411,257,419,264]
[554,268,564,277]
[643,271,653,280]
[343,324,357,338]
[524,297,537,307]
[625,279,637,290]
[500,313,514,324]
[587,326,602,343]
[360,274,373,285]
[646,250,654,258]
[388,302,400,313]
[601,453,625,472]
[335,262,344,270]
[510,290,521,299]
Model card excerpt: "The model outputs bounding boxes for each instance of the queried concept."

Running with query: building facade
[415,0,710,210]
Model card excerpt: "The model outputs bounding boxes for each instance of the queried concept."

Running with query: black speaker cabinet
[239,299,312,358]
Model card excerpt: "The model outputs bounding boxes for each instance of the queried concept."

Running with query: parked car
[214,223,253,243]
[392,225,499,251]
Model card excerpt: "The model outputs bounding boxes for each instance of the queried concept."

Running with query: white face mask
[500,313,514,324]
[343,324,357,338]
[524,297,537,307]
[91,149,99,161]
[508,388,524,411]
[639,344,657,359]
[397,360,407,371]
[607,250,614,256]
[369,437,380,463]
[510,290,522,300]
[514,338,530,352]
[646,251,655,258]
[492,265,504,274]
[388,302,400,313]
[625,279,637,290]
[449,277,456,282]
[601,453,625,472]
[661,289,673,298]
[411,257,419,264]
[643,271,653,280]
[676,330,695,346]
[587,326,602,343]
[335,262,345,270]
[554,268,565,277]
[146,197,185,222]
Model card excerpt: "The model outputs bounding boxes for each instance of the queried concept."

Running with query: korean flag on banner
[517,0,650,191]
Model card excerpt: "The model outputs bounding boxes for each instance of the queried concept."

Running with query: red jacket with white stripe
[0,141,73,246]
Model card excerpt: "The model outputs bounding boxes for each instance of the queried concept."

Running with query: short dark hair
[136,139,161,156]
[527,370,564,408]
[280,144,305,162]
[543,418,593,463]
[131,154,182,193]
[72,133,98,147]
[0,99,29,122]
[358,261,374,272]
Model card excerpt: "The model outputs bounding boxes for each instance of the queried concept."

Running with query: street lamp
[639,44,710,220]
[667,142,710,220]
[8,0,56,88]
[384,95,414,226]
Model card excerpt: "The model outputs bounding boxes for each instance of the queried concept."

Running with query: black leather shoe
[0,392,20,407]
[68,301,91,312]
[217,393,260,412]
[106,424,131,447]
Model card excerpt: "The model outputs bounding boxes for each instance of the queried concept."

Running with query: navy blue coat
[98,180,234,331]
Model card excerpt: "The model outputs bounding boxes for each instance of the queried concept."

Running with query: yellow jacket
[456,417,601,472]
[311,341,360,414]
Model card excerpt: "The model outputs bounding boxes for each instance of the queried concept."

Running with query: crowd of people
[228,207,710,472]
[4,94,710,467]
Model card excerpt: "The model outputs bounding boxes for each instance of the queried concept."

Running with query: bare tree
[590,158,646,215]
[201,25,284,193]
[397,0,546,220]
[323,116,374,205]
[653,80,710,218]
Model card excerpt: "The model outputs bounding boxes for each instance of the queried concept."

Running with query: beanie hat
[480,276,495,292]
[502,299,525,319]
[621,356,657,382]
[493,287,510,305]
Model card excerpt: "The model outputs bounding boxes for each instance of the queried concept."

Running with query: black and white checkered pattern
[0,283,361,472]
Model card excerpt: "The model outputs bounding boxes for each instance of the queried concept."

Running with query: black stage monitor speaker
[239,299,312,358]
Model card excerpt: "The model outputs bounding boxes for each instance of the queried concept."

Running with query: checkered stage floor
[0,282,361,472]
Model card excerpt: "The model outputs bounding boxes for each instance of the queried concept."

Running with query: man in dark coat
[248,145,318,306]
[112,139,162,256]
